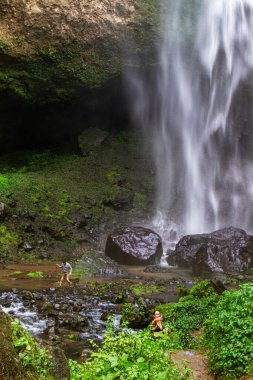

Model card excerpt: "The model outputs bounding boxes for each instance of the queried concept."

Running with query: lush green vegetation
[1,281,253,379]
[0,224,18,252]
[0,131,154,261]
[165,280,219,348]
[121,300,148,328]
[68,319,191,380]
[11,318,54,379]
[203,283,253,379]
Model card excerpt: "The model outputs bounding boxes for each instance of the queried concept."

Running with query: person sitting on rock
[151,310,170,335]
[151,310,164,333]
[56,261,72,286]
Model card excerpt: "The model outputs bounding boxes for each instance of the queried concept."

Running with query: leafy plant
[11,318,54,379]
[68,320,191,380]
[165,280,219,348]
[121,300,147,328]
[203,283,253,379]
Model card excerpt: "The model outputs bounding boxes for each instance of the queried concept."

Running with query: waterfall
[128,0,253,248]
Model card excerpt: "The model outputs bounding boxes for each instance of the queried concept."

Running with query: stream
[0,261,194,360]
[0,288,121,360]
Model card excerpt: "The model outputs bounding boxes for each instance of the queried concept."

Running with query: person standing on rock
[56,261,72,286]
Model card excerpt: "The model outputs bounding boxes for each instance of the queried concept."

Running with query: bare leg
[66,273,72,286]
[59,274,64,286]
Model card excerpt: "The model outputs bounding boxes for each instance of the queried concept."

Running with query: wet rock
[81,348,92,360]
[57,313,89,331]
[41,225,65,240]
[100,311,111,321]
[50,346,70,380]
[103,189,134,210]
[168,227,253,274]
[1,299,12,307]
[121,298,149,328]
[7,198,17,208]
[144,265,172,273]
[210,280,227,295]
[45,322,59,337]
[72,212,92,228]
[21,290,34,300]
[24,242,33,250]
[0,202,6,220]
[95,267,128,277]
[117,176,127,187]
[37,301,57,316]
[72,304,82,312]
[105,226,163,265]
[78,128,109,156]
[24,223,35,233]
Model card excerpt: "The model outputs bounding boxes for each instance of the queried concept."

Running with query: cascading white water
[128,0,253,248]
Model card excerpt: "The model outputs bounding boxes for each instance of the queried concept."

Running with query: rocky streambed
[0,262,194,361]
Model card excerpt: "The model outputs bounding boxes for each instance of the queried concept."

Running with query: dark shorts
[152,325,163,333]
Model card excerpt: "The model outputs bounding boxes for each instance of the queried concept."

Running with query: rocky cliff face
[0,0,135,55]
[0,0,159,103]
[0,0,159,150]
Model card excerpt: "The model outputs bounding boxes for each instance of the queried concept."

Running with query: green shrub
[121,300,147,328]
[68,320,191,380]
[11,318,54,379]
[165,280,219,348]
[203,283,253,379]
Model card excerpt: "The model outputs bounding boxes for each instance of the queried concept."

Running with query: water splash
[128,0,253,246]
[0,292,51,334]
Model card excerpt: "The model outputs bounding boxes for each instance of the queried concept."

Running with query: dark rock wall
[0,75,131,152]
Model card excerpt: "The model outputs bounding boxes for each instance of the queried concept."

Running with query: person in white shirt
[56,261,72,286]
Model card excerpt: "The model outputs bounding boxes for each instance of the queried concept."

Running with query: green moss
[0,224,18,251]
[27,271,44,278]
[67,334,77,341]
[131,283,166,296]
[0,131,154,260]
[0,174,8,189]
[126,0,161,64]
[0,41,124,103]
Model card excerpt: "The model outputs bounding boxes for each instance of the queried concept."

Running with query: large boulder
[167,227,253,275]
[105,226,163,265]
